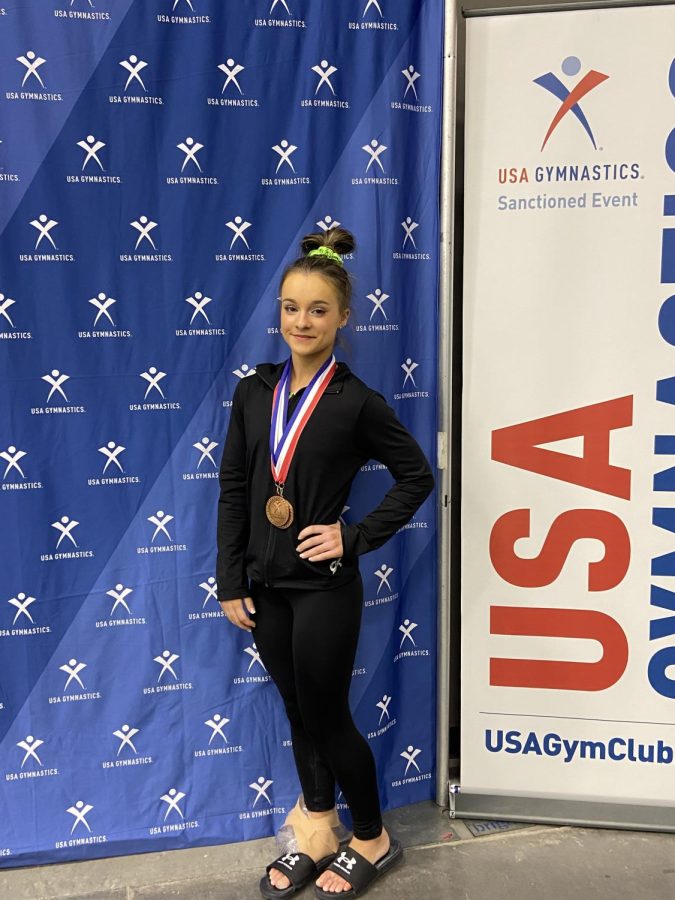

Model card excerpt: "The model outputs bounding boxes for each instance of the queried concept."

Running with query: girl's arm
[216,381,251,601]
[341,391,435,559]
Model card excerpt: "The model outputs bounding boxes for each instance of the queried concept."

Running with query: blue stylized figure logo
[534,56,609,151]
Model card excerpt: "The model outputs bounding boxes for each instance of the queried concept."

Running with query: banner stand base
[453,792,675,833]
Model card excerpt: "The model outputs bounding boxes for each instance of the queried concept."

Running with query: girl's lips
[291,334,315,340]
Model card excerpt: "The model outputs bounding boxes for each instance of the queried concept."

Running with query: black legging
[251,575,383,841]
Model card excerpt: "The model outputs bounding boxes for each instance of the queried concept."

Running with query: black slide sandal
[314,840,403,898]
[260,851,335,899]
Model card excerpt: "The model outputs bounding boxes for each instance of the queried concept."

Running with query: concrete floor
[2,802,675,899]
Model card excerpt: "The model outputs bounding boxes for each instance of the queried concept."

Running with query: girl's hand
[296,522,343,562]
[219,597,256,631]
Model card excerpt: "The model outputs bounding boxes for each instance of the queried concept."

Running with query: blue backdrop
[0,0,442,867]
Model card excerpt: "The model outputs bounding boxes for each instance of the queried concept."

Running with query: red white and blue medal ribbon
[266,354,337,528]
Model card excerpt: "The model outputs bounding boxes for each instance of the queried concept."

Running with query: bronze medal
[266,494,294,529]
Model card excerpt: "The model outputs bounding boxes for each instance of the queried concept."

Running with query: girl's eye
[283,305,296,313]
[311,308,326,316]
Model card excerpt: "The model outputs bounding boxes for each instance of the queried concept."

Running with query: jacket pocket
[269,526,336,581]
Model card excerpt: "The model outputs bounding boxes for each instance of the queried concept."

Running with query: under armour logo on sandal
[335,852,357,873]
[279,853,300,869]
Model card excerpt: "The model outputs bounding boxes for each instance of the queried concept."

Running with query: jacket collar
[255,359,350,394]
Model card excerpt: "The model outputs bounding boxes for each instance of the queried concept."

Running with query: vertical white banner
[462,4,675,812]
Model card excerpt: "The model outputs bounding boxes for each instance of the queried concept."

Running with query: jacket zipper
[262,523,275,587]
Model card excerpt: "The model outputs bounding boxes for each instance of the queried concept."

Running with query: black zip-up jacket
[216,361,434,600]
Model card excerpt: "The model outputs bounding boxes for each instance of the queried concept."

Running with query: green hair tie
[307,246,344,266]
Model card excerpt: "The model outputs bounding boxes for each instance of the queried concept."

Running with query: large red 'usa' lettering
[490,606,628,691]
[491,396,633,499]
[490,509,630,591]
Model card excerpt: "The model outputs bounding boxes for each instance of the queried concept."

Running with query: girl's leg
[251,580,337,812]
[252,581,342,890]
[289,575,383,841]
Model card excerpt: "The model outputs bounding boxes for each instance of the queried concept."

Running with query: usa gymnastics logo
[534,56,609,151]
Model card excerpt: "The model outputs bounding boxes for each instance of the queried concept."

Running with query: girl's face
[279,271,349,364]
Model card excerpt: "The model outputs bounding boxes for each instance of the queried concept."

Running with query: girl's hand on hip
[296,522,343,562]
[219,597,256,631]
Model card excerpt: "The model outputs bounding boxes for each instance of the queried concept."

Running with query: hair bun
[300,226,356,259]
[281,227,356,314]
